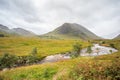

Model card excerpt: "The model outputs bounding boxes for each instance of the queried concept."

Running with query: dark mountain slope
[42,23,101,40]
[0,24,36,37]
[114,34,120,39]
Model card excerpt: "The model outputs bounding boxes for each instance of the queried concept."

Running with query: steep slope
[0,24,13,37]
[11,28,36,37]
[42,23,101,40]
[0,24,36,37]
[0,24,9,31]
[114,34,120,39]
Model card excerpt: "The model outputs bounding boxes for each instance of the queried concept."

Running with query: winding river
[2,44,118,71]
[39,44,118,64]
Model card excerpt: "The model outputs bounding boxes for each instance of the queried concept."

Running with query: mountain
[41,23,101,40]
[0,24,36,37]
[11,28,36,37]
[114,34,120,39]
[0,24,9,31]
[0,24,13,37]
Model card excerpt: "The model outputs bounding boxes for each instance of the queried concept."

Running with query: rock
[2,68,9,71]
[80,44,118,56]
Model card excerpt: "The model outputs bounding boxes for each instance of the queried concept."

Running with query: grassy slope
[0,31,10,37]
[0,39,119,80]
[0,30,20,37]
[0,57,93,80]
[0,37,90,57]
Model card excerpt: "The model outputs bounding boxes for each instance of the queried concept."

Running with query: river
[39,44,118,64]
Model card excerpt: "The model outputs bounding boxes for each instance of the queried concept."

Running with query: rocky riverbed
[2,44,118,71]
[39,44,118,64]
[80,44,118,56]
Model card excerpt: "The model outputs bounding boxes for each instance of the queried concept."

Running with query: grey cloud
[0,0,42,23]
[0,0,120,38]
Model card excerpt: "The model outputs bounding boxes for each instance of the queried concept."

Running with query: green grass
[0,37,90,57]
[0,38,119,80]
[1,52,119,80]
[0,57,92,80]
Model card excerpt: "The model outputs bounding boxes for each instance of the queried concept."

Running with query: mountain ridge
[41,23,101,40]
[0,24,36,37]
[114,34,120,39]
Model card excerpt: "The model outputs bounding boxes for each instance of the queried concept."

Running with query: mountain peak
[42,23,101,40]
[0,24,36,37]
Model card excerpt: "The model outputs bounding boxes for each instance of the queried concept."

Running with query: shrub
[26,56,39,64]
[87,46,92,54]
[109,50,112,53]
[104,59,120,80]
[16,56,27,66]
[100,41,105,44]
[31,47,37,56]
[0,34,4,37]
[69,59,120,80]
[109,44,115,48]
[25,47,39,64]
[0,53,18,69]
[96,48,100,55]
[72,43,82,57]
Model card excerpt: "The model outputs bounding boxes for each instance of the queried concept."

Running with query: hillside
[0,24,36,37]
[0,24,15,37]
[114,34,120,39]
[41,23,101,40]
[11,28,36,37]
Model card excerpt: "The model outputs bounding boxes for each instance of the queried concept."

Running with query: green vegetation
[0,37,89,57]
[26,47,39,64]
[0,34,5,37]
[87,45,92,54]
[0,52,40,70]
[71,43,82,58]
[0,37,90,69]
[109,43,115,48]
[109,50,112,53]
[0,38,119,80]
[69,59,120,80]
[30,47,37,56]
[0,53,18,69]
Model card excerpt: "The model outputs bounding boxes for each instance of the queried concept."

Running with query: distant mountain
[0,24,13,37]
[41,23,101,40]
[11,28,36,37]
[114,34,120,39]
[0,24,9,31]
[0,24,36,37]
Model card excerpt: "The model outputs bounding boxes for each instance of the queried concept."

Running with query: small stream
[39,44,118,64]
[39,54,71,64]
[80,44,118,56]
[2,44,118,71]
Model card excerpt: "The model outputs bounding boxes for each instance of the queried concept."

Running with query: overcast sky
[0,0,120,39]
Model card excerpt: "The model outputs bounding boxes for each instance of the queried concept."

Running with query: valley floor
[0,38,120,80]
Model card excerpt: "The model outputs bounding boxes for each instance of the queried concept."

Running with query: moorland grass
[0,37,90,58]
[0,38,119,80]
